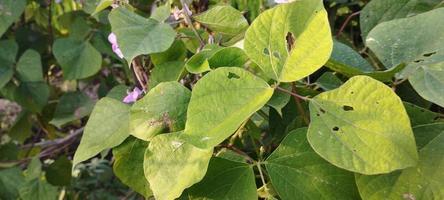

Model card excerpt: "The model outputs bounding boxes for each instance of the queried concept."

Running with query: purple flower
[123,87,142,103]
[108,33,124,59]
[55,0,62,4]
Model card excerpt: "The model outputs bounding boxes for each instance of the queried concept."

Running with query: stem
[131,57,149,92]
[221,144,254,163]
[336,11,360,37]
[275,86,310,101]
[291,83,310,125]
[256,161,268,190]
[180,0,205,49]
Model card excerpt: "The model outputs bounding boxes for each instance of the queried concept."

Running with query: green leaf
[360,0,443,39]
[0,0,26,37]
[130,82,191,141]
[366,8,444,106]
[181,157,257,200]
[266,128,360,200]
[106,85,129,101]
[53,38,102,80]
[185,45,222,74]
[148,61,185,88]
[308,75,418,175]
[113,136,152,197]
[150,40,187,66]
[109,7,176,62]
[0,40,18,89]
[325,41,373,74]
[14,82,50,113]
[194,5,248,43]
[404,102,443,127]
[151,4,171,22]
[315,72,343,91]
[25,157,42,181]
[18,179,58,200]
[182,67,274,148]
[50,91,94,128]
[45,156,72,186]
[144,132,213,200]
[9,111,33,143]
[207,47,248,68]
[73,97,130,168]
[16,49,44,82]
[91,0,113,15]
[244,0,332,82]
[0,167,25,199]
[355,123,444,200]
[267,83,291,116]
[412,123,444,149]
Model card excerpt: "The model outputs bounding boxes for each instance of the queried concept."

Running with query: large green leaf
[130,82,191,141]
[0,0,26,37]
[266,128,360,200]
[108,7,176,62]
[16,49,44,82]
[356,123,444,200]
[0,40,18,89]
[366,8,444,107]
[45,156,72,186]
[0,167,25,199]
[325,40,373,74]
[53,38,102,80]
[193,5,248,43]
[181,157,257,200]
[49,91,94,128]
[73,97,130,168]
[360,0,443,39]
[181,67,273,148]
[144,132,213,200]
[244,0,332,82]
[113,136,152,197]
[308,75,418,175]
[150,40,187,66]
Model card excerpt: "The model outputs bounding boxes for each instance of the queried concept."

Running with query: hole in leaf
[227,72,240,79]
[316,113,320,117]
[376,101,379,105]
[343,105,354,111]
[350,91,354,94]
[423,51,436,57]
[263,48,270,55]
[414,59,424,63]
[286,32,295,51]
[332,126,339,131]
[319,108,326,114]
[273,51,281,59]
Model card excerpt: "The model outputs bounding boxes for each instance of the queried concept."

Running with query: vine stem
[336,11,360,37]
[275,86,310,101]
[180,0,205,49]
[256,161,268,191]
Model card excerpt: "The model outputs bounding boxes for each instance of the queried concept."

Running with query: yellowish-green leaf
[308,76,418,174]
[182,67,274,148]
[244,0,332,82]
[130,82,191,141]
[144,132,213,200]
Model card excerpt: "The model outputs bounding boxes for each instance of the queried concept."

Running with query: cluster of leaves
[1,0,443,199]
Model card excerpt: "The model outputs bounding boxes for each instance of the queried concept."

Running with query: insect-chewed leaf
[366,8,444,107]
[181,67,274,149]
[144,132,213,200]
[130,82,191,141]
[308,75,418,175]
[356,123,444,200]
[266,128,360,200]
[244,0,332,82]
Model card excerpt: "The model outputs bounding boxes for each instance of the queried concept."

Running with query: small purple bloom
[123,87,142,103]
[108,33,124,59]
[55,0,62,4]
